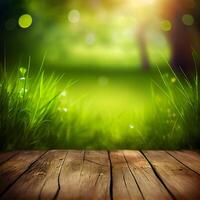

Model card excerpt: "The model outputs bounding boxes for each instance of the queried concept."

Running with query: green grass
[0,61,199,150]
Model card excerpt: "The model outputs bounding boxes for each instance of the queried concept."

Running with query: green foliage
[149,58,200,149]
[0,59,64,149]
[0,61,199,150]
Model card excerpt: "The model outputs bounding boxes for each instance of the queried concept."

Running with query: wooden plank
[123,150,172,200]
[0,151,18,165]
[143,151,200,200]
[167,151,200,175]
[82,150,110,200]
[110,151,143,200]
[57,150,110,200]
[1,150,67,200]
[56,150,84,200]
[0,151,44,195]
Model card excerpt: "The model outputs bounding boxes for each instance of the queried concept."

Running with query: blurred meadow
[0,0,200,150]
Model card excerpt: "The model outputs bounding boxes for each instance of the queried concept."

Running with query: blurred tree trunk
[137,23,150,71]
[169,17,194,76]
[159,0,195,77]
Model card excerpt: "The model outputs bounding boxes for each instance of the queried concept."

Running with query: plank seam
[78,150,85,183]
[140,151,176,200]
[0,151,48,197]
[122,170,133,200]
[108,151,113,200]
[166,151,200,176]
[123,152,145,200]
[0,151,19,165]
[52,151,68,200]
[94,172,102,186]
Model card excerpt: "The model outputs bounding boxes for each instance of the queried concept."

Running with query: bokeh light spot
[129,124,135,129]
[19,67,27,75]
[182,14,194,26]
[60,90,67,97]
[171,77,176,83]
[63,108,68,113]
[160,20,172,32]
[85,33,96,45]
[18,14,32,28]
[68,9,80,24]
[19,77,26,80]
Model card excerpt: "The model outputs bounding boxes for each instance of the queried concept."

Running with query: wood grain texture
[123,150,172,200]
[110,151,143,200]
[0,150,200,200]
[57,150,110,200]
[143,150,200,200]
[1,150,67,200]
[0,151,18,165]
[0,151,44,195]
[167,150,200,175]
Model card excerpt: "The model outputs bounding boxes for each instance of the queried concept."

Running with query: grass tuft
[0,60,199,150]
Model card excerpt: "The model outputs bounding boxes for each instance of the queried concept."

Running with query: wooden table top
[0,150,200,200]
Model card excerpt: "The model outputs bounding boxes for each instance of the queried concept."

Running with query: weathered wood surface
[123,150,172,200]
[57,150,110,200]
[0,150,199,200]
[167,150,200,175]
[1,150,65,200]
[143,150,200,200]
[0,151,44,195]
[110,151,143,200]
[0,152,18,165]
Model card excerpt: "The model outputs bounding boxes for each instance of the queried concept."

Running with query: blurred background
[1,0,200,71]
[1,0,200,149]
[0,0,200,128]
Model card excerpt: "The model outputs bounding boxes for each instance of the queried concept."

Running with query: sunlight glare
[128,0,156,7]
[141,0,155,5]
